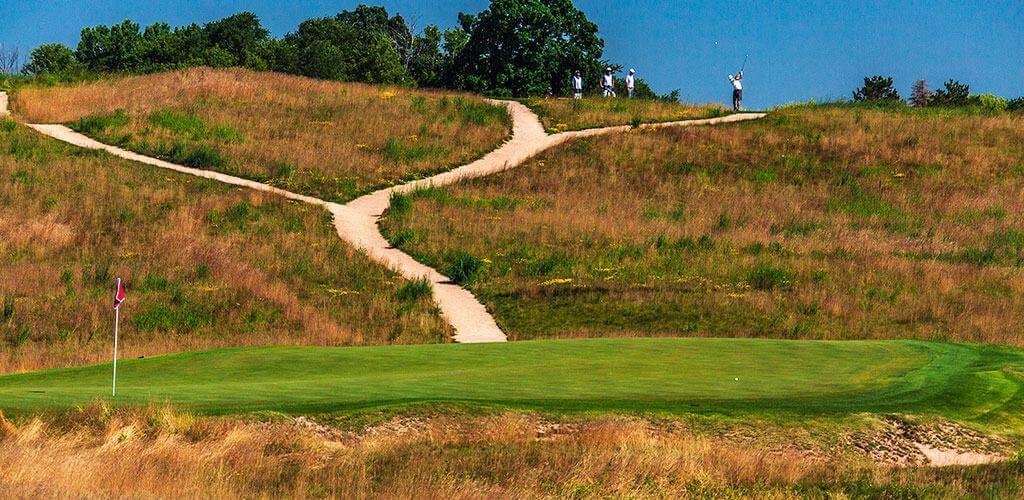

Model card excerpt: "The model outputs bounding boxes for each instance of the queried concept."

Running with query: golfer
[601,68,616,97]
[572,70,583,99]
[626,68,636,98]
[728,71,744,111]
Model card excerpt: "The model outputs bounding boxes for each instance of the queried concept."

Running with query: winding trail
[21,94,764,343]
[0,91,9,116]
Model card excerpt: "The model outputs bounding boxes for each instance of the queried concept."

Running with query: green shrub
[1009,97,1024,112]
[396,278,433,301]
[1,295,14,321]
[73,110,129,135]
[970,94,1008,112]
[389,191,412,216]
[746,265,794,291]
[444,251,483,285]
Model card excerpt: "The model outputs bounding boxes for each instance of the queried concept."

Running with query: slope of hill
[382,105,1024,344]
[0,118,447,373]
[13,68,511,202]
[525,96,728,132]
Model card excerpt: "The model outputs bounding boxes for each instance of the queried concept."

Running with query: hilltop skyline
[1,0,1022,107]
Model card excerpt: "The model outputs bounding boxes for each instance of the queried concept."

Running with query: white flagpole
[112,305,119,397]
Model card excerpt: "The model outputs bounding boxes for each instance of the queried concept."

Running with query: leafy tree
[1009,97,1024,112]
[23,43,81,75]
[852,75,901,102]
[336,5,413,68]
[282,16,405,84]
[910,80,931,107]
[407,25,444,87]
[204,12,270,67]
[450,0,606,97]
[929,79,970,106]
[76,20,144,72]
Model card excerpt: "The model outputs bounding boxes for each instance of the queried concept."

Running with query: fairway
[2,338,1023,425]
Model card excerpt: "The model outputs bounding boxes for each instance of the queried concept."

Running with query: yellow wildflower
[540,278,574,286]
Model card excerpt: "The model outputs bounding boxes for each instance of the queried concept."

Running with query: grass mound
[13,68,511,202]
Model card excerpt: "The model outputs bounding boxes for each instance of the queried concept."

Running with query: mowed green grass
[2,338,1023,427]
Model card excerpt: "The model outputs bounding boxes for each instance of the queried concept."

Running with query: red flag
[113,278,126,310]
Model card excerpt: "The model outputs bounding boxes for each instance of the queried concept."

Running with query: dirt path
[0,91,9,116]
[27,102,764,343]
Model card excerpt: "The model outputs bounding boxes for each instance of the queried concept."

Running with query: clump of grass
[389,191,412,216]
[444,251,483,285]
[746,266,794,291]
[72,110,129,135]
[396,277,433,301]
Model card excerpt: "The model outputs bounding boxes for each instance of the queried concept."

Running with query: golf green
[1,338,1022,427]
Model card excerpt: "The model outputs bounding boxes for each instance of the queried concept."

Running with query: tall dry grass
[0,116,447,374]
[13,68,511,202]
[383,106,1024,344]
[526,96,727,132]
[1,405,1019,498]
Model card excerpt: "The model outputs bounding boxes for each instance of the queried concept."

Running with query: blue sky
[1,0,1021,108]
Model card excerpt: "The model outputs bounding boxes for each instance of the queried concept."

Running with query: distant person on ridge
[601,68,616,97]
[626,68,636,98]
[728,71,744,111]
[572,70,583,99]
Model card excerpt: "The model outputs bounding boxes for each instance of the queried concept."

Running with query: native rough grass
[0,120,447,374]
[13,68,512,202]
[525,96,727,132]
[1,405,1021,498]
[382,106,1024,344]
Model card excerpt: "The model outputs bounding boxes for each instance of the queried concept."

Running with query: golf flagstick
[112,278,126,396]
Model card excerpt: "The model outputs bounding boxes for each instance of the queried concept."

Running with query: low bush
[444,251,483,285]
[396,278,433,301]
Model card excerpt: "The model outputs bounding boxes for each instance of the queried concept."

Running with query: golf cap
[629,68,635,74]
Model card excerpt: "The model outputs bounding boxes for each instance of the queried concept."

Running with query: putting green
[1,338,1022,426]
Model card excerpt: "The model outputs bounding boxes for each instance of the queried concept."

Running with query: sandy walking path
[26,100,764,343]
[0,91,9,116]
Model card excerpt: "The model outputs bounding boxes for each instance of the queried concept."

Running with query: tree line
[852,75,1023,112]
[17,1,676,100]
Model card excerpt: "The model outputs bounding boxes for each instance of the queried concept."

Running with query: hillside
[382,105,1024,344]
[0,116,448,373]
[13,68,511,202]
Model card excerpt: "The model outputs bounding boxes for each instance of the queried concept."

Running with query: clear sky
[1,0,1021,108]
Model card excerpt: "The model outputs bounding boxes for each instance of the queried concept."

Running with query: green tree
[852,75,902,102]
[76,20,144,72]
[23,43,81,75]
[450,0,606,97]
[408,25,444,87]
[929,79,971,106]
[204,12,270,68]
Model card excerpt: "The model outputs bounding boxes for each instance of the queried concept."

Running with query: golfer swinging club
[728,70,744,111]
[601,68,616,97]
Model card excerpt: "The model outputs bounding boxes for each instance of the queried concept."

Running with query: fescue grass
[382,105,1024,344]
[3,403,1022,498]
[525,96,728,132]
[0,120,447,374]
[13,68,512,202]
[2,339,1024,432]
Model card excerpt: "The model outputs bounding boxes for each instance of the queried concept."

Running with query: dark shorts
[733,89,743,100]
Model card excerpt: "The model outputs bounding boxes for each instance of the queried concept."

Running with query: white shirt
[602,74,614,87]
[572,76,583,91]
[626,74,635,89]
[729,76,743,90]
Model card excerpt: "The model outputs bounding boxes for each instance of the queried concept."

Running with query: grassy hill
[0,117,447,374]
[3,338,1023,432]
[382,105,1024,344]
[12,68,511,202]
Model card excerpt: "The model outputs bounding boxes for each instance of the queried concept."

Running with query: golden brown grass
[1,404,1020,498]
[0,117,447,374]
[525,96,727,132]
[382,106,1024,344]
[13,68,511,202]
